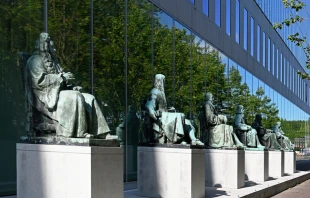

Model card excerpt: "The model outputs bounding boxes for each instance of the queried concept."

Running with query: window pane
[251,17,254,56]
[243,8,247,50]
[203,0,209,16]
[215,0,221,26]
[235,0,240,43]
[226,0,231,35]
[257,25,260,62]
[268,38,270,71]
[263,32,265,67]
[190,0,195,4]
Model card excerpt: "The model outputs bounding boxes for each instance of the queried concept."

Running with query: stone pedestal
[268,150,284,178]
[17,143,123,198]
[205,149,245,189]
[138,146,205,198]
[284,151,296,174]
[244,150,268,183]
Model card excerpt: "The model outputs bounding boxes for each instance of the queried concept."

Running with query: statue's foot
[82,133,94,138]
[257,144,265,149]
[180,141,188,145]
[105,133,119,140]
[192,140,204,146]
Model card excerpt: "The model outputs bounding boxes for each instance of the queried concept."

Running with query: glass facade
[0,0,310,195]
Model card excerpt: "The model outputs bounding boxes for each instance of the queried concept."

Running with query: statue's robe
[273,126,295,150]
[26,54,110,137]
[234,113,260,147]
[145,88,184,143]
[251,121,282,150]
[201,101,243,148]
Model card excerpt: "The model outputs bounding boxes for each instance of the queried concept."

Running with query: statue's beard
[155,83,164,92]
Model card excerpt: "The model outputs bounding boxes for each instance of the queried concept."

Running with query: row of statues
[22,33,294,151]
[143,74,294,151]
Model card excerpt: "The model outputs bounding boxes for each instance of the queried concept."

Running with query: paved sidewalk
[272,179,310,198]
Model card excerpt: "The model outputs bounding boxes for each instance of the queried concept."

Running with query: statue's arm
[205,104,220,126]
[234,115,250,131]
[28,57,64,109]
[145,93,158,120]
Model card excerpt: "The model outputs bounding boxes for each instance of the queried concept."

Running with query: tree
[273,0,310,79]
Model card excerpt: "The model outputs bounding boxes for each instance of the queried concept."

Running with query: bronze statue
[233,105,265,149]
[272,121,295,151]
[143,74,203,145]
[251,114,282,150]
[23,32,117,139]
[199,92,244,148]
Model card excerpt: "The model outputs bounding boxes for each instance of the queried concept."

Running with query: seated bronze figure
[251,114,282,150]
[143,74,203,145]
[20,32,116,139]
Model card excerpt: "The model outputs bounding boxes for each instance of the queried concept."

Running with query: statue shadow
[205,186,229,198]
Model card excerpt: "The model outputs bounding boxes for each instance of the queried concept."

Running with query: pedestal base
[244,150,269,182]
[17,143,123,198]
[268,150,284,178]
[205,149,245,189]
[284,151,296,174]
[137,146,205,198]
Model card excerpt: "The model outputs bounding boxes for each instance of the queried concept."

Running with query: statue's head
[36,32,56,56]
[236,105,244,114]
[205,92,213,102]
[154,74,165,91]
[255,114,262,121]
[276,121,281,127]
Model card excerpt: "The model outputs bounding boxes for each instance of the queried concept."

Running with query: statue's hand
[168,106,176,112]
[73,86,83,92]
[62,72,75,82]
[218,115,227,124]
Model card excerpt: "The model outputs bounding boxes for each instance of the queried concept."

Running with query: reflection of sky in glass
[157,11,173,29]
[257,25,260,62]
[226,0,230,35]
[238,65,246,84]
[235,0,240,43]
[219,52,228,75]
[203,0,209,16]
[215,0,221,27]
[243,8,247,50]
[246,71,253,94]
[175,21,190,35]
[267,38,270,71]
[251,17,254,56]
[253,75,258,94]
[280,53,282,82]
[189,0,195,4]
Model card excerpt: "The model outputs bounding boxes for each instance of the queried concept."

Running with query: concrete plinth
[17,143,123,198]
[244,150,269,183]
[205,149,245,189]
[268,150,284,178]
[137,146,205,198]
[284,151,296,174]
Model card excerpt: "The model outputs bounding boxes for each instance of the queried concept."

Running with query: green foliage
[274,0,310,79]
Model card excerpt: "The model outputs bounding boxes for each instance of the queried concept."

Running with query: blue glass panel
[203,0,209,16]
[215,0,221,26]
[226,0,231,35]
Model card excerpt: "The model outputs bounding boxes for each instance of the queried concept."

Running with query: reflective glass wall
[1,0,310,195]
